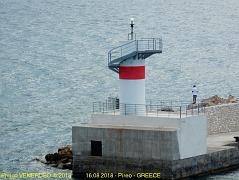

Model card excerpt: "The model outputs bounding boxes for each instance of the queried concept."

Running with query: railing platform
[93,101,205,119]
[93,111,195,119]
[108,38,162,73]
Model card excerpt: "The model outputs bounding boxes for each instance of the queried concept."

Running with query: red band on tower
[119,66,145,80]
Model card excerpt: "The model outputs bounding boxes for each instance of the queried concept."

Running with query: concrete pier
[72,114,208,179]
[72,103,239,179]
[72,131,239,179]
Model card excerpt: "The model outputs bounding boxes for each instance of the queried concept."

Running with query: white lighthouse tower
[108,19,162,115]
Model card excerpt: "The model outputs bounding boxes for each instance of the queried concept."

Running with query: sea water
[1,0,239,179]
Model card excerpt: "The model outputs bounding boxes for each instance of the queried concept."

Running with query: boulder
[45,153,60,162]
[227,95,237,103]
[201,95,238,107]
[63,162,72,170]
[57,162,64,169]
[43,145,72,170]
[58,145,72,159]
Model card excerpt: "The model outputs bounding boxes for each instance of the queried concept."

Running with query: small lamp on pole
[130,18,134,40]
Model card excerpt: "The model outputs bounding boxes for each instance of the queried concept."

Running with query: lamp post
[130,18,134,40]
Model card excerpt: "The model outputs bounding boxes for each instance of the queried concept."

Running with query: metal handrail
[146,99,193,106]
[108,38,162,66]
[109,40,136,53]
[92,101,205,118]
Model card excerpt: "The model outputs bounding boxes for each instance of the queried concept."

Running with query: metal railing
[92,101,205,118]
[108,38,162,65]
[146,99,192,107]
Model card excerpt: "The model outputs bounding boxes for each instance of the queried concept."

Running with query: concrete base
[72,131,239,179]
[88,114,208,159]
[72,114,209,179]
[73,126,181,160]
[73,148,239,179]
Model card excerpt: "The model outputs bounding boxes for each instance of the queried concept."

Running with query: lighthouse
[108,19,162,115]
[73,19,208,180]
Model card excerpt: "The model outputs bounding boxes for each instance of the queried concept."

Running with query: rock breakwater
[41,145,73,170]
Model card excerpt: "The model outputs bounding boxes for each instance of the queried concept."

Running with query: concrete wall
[73,146,239,180]
[72,126,180,160]
[178,116,207,159]
[206,103,239,135]
[90,114,181,128]
[75,114,207,159]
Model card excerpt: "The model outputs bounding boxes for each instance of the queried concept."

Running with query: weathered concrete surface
[73,126,180,161]
[72,102,239,179]
[207,131,239,151]
[73,131,239,180]
[89,115,207,159]
[73,115,207,160]
[206,103,239,135]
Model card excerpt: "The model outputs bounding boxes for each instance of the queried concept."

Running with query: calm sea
[1,0,239,179]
